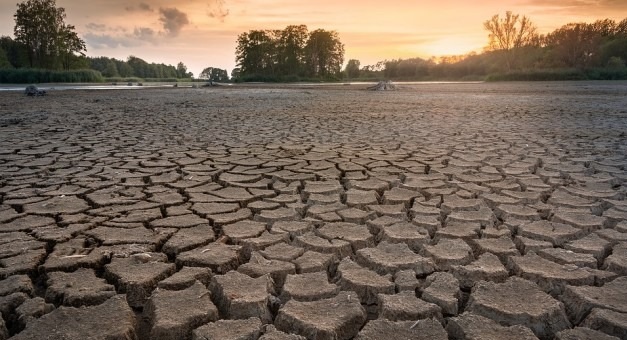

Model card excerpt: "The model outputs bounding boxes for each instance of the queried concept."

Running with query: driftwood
[368,80,397,91]
[25,85,46,96]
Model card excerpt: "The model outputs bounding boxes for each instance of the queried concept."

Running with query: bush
[486,69,587,81]
[0,68,104,83]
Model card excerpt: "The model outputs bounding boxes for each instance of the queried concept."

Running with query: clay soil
[0,82,626,340]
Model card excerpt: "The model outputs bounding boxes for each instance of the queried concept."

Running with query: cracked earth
[0,82,626,340]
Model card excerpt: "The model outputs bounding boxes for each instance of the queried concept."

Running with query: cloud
[207,0,229,22]
[86,22,107,31]
[523,0,627,15]
[159,7,190,37]
[84,25,157,49]
[125,1,154,12]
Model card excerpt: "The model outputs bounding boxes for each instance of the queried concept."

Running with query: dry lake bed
[0,82,626,340]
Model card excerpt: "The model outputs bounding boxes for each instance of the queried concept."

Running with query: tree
[545,23,602,68]
[277,25,308,76]
[0,48,13,69]
[345,59,360,78]
[176,62,192,78]
[13,0,86,69]
[231,67,241,80]
[0,36,28,68]
[236,30,277,76]
[304,29,344,77]
[484,11,538,71]
[199,67,229,81]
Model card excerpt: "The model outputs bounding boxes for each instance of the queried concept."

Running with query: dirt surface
[0,81,626,340]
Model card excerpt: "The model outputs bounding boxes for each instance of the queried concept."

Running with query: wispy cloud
[159,7,190,37]
[207,0,230,22]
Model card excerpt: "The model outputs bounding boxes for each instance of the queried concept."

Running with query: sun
[422,37,482,57]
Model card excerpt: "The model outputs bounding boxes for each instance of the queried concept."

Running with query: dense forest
[1,0,626,83]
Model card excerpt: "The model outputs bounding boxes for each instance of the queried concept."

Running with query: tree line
[350,13,627,81]
[234,25,344,81]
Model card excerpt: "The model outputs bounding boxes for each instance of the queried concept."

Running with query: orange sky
[1,0,626,76]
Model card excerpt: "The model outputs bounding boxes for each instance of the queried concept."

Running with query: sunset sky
[1,0,626,76]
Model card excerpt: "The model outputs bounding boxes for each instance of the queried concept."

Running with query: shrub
[0,68,104,83]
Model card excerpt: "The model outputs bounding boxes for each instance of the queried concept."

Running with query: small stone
[421,272,461,315]
[354,319,447,340]
[377,291,443,322]
[275,291,366,340]
[145,281,219,340]
[209,271,274,323]
[192,317,262,340]
[466,277,571,339]
[446,312,539,340]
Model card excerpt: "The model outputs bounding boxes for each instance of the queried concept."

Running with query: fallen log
[368,80,397,91]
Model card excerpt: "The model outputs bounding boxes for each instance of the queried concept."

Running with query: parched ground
[0,82,626,340]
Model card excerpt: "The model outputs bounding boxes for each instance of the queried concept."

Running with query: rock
[280,272,339,302]
[11,295,136,340]
[355,241,435,276]
[144,281,219,340]
[337,258,395,304]
[45,268,116,306]
[367,80,397,91]
[209,271,274,323]
[24,85,46,97]
[507,252,596,296]
[421,272,461,315]
[446,312,539,340]
[354,319,447,340]
[423,238,474,270]
[104,255,175,308]
[554,327,619,340]
[377,291,443,322]
[192,317,262,340]
[466,277,571,339]
[157,267,212,290]
[560,276,627,324]
[176,243,247,274]
[451,252,509,289]
[275,291,366,340]
[581,308,627,340]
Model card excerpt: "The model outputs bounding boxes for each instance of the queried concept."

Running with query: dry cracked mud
[0,81,626,340]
